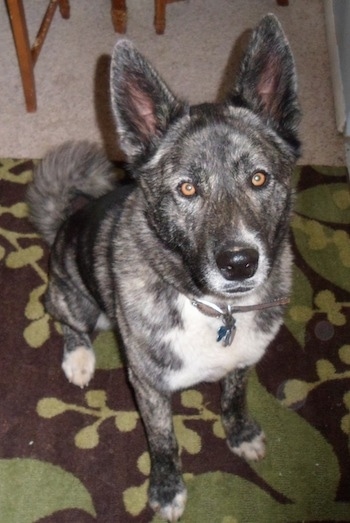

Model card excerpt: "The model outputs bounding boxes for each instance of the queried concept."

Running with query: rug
[0,159,350,523]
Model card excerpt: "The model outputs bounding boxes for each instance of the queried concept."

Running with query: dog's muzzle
[216,247,259,281]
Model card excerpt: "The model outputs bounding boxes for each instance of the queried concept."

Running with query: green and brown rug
[1,160,350,523]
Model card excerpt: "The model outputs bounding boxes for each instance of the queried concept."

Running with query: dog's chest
[164,296,277,391]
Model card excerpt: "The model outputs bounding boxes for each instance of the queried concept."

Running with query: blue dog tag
[217,314,236,347]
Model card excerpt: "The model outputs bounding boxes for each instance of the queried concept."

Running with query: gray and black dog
[27,14,300,521]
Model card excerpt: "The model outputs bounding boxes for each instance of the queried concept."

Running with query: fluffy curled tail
[27,141,117,245]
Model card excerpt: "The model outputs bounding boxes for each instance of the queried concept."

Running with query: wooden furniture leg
[6,0,36,112]
[276,0,289,5]
[154,0,166,35]
[58,0,70,19]
[111,0,127,33]
[6,0,70,112]
[154,0,185,35]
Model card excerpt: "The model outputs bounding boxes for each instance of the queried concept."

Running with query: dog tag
[217,313,236,347]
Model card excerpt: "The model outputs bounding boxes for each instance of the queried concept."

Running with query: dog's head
[110,15,300,299]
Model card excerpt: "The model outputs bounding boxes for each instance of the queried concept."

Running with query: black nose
[216,248,259,281]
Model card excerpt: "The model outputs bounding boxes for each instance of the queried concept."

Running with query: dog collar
[191,296,289,347]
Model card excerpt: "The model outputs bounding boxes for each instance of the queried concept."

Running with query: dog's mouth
[197,269,267,299]
[219,280,263,298]
[225,284,256,294]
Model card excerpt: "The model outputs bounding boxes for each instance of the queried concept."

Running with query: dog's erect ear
[232,14,300,153]
[110,40,185,162]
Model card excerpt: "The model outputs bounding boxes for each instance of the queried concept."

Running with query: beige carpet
[0,0,346,164]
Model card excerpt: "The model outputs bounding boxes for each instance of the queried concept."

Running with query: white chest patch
[165,295,280,391]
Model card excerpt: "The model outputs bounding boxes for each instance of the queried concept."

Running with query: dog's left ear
[110,40,186,163]
[232,14,301,154]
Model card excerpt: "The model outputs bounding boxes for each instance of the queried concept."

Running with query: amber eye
[251,172,267,187]
[180,182,196,197]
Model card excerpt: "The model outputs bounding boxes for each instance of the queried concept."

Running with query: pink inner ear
[257,55,282,115]
[129,82,157,138]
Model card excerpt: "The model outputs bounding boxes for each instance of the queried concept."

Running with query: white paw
[150,490,187,522]
[62,346,96,388]
[229,431,266,461]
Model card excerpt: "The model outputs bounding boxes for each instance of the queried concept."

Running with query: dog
[27,14,300,521]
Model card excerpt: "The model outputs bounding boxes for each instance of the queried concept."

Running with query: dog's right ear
[110,40,185,162]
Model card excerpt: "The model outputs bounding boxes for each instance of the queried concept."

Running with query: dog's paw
[228,431,266,461]
[150,489,187,522]
[62,346,96,388]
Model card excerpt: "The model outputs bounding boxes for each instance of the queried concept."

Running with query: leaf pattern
[0,459,96,522]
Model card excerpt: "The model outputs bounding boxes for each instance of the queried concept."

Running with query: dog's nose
[216,248,259,281]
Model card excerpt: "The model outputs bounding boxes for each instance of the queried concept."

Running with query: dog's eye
[251,172,267,187]
[179,182,197,197]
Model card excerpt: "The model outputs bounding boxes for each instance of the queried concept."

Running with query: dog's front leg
[221,367,266,461]
[129,370,187,522]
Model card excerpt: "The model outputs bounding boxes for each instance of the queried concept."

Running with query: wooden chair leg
[58,0,70,19]
[111,0,127,33]
[154,0,166,35]
[6,0,70,112]
[276,0,289,5]
[6,0,36,112]
[31,1,61,65]
[154,0,184,35]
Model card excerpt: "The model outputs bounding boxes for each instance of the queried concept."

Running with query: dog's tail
[27,141,117,245]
